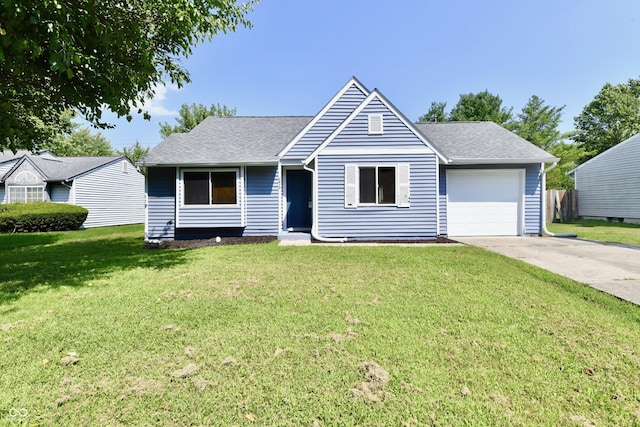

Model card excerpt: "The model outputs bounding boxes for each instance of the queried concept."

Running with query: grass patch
[1,227,640,425]
[548,219,640,246]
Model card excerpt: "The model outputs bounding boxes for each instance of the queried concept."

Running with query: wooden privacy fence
[546,190,578,223]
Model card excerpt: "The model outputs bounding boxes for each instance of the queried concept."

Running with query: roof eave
[141,160,280,167]
[448,157,558,165]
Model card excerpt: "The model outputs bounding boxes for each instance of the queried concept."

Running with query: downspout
[541,162,576,238]
[303,162,347,243]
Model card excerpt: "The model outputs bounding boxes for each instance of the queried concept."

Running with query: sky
[96,0,640,151]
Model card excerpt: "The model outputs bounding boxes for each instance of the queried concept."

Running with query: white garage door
[447,169,524,236]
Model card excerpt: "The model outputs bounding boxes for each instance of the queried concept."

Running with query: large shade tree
[160,103,236,138]
[0,0,256,152]
[573,78,640,162]
[449,90,513,125]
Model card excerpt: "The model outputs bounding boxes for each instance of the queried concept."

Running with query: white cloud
[132,83,180,116]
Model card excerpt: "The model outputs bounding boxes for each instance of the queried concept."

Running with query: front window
[183,170,237,206]
[8,186,44,203]
[359,166,396,205]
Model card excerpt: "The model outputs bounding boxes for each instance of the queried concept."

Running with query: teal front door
[286,169,312,229]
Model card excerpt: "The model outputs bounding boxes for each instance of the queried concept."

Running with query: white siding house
[1,153,145,228]
[570,132,640,224]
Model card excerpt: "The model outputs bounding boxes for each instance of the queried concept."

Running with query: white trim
[435,159,440,235]
[175,168,180,227]
[449,157,557,165]
[304,90,448,165]
[240,166,246,227]
[320,147,432,156]
[446,168,525,236]
[277,77,369,158]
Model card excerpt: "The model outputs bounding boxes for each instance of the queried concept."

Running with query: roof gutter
[302,162,347,243]
[541,161,576,238]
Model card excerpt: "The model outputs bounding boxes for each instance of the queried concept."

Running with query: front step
[278,232,311,245]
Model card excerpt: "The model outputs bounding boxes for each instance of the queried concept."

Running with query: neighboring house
[1,152,145,228]
[569,132,640,224]
[139,77,557,241]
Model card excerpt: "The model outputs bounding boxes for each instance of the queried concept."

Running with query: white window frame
[180,168,240,208]
[344,164,410,208]
[7,185,45,203]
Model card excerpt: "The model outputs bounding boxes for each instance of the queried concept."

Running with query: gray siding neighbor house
[569,132,640,224]
[140,77,557,241]
[1,152,145,228]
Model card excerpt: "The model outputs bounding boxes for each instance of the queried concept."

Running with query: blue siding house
[1,152,145,228]
[140,77,557,241]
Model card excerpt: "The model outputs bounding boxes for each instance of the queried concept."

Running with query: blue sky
[98,0,640,151]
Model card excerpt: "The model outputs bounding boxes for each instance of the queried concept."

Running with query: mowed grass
[1,226,640,425]
[548,219,640,247]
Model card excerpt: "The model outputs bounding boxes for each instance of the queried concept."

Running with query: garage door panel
[447,170,523,236]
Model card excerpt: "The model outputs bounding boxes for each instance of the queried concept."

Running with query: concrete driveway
[455,236,640,305]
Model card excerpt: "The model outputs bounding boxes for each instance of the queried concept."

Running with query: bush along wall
[0,202,88,233]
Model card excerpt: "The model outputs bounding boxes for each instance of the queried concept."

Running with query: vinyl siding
[282,84,367,160]
[245,166,279,235]
[440,164,543,235]
[49,183,70,203]
[328,99,430,150]
[74,159,145,227]
[0,159,19,202]
[176,168,243,228]
[574,135,640,221]
[147,167,176,239]
[316,153,438,239]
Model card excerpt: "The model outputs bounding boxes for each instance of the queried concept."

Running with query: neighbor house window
[183,170,237,206]
[8,186,44,203]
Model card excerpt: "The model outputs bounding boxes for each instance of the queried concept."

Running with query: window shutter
[368,114,383,135]
[344,164,358,208]
[397,164,410,207]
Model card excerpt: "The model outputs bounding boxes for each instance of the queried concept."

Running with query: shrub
[0,202,88,233]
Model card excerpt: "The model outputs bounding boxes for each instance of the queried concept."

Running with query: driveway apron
[455,236,640,306]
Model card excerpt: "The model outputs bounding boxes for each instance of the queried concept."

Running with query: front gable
[305,90,447,163]
[279,77,369,161]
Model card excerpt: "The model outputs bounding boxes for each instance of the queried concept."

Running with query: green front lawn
[548,219,640,246]
[1,226,639,425]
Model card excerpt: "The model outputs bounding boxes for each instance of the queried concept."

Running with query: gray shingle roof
[26,155,122,181]
[140,116,313,166]
[414,122,558,164]
[0,150,32,164]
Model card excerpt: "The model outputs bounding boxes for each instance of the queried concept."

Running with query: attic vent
[368,114,383,135]
[122,160,128,173]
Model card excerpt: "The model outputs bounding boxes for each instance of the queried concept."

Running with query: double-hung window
[345,164,410,208]
[183,170,237,206]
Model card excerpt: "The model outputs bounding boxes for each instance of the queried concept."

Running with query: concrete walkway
[455,236,640,306]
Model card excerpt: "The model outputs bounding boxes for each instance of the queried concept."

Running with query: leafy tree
[0,0,255,152]
[546,142,586,190]
[573,78,640,162]
[47,128,114,157]
[160,103,236,138]
[418,101,447,122]
[449,90,513,125]
[511,95,565,151]
[117,141,150,163]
